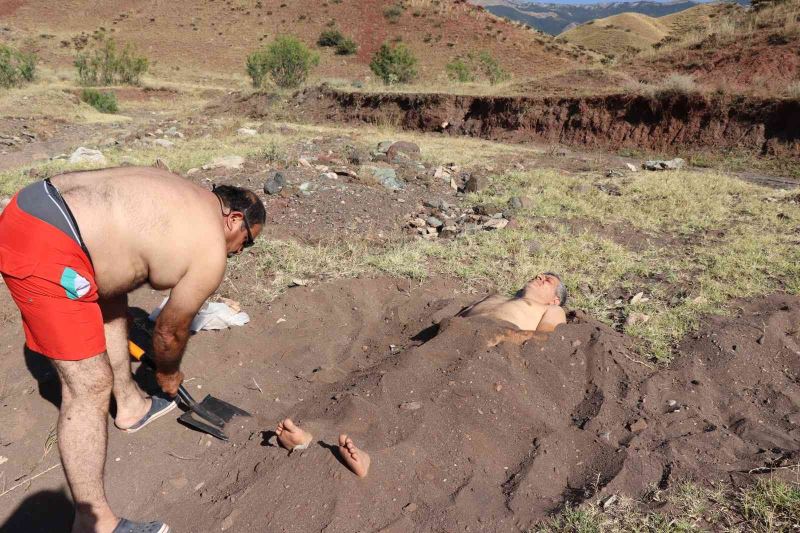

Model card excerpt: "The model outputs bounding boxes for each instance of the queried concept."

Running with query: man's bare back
[459,273,567,333]
[53,167,227,299]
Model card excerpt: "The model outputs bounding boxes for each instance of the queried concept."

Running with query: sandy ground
[1,276,799,532]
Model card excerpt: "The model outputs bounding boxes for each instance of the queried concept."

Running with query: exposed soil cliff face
[286,87,800,156]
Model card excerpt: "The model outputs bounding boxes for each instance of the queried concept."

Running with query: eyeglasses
[241,214,254,248]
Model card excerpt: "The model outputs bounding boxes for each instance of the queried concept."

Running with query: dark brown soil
[4,278,797,532]
[275,86,800,157]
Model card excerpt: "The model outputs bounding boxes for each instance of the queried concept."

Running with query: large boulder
[368,167,405,190]
[386,141,420,164]
[643,158,685,171]
[203,155,245,170]
[263,172,286,195]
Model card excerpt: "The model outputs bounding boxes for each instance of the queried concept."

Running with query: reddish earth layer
[281,86,800,156]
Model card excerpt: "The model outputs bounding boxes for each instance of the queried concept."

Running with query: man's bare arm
[536,306,567,333]
[152,261,224,394]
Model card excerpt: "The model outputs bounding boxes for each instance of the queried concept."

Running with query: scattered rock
[507,196,532,210]
[321,171,338,180]
[606,169,624,178]
[203,155,244,170]
[463,175,489,193]
[625,312,650,327]
[643,158,685,171]
[151,138,174,148]
[625,163,638,172]
[409,217,426,228]
[376,140,395,154]
[0,197,11,212]
[369,167,405,190]
[237,127,258,137]
[400,401,422,411]
[69,147,106,165]
[629,419,648,433]
[186,168,200,176]
[439,225,459,239]
[297,158,313,168]
[164,126,184,139]
[426,216,444,228]
[346,146,370,165]
[263,172,286,195]
[386,141,420,163]
[483,218,509,230]
[571,340,582,348]
[630,292,648,305]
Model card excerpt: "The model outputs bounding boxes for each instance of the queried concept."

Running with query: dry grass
[559,13,669,57]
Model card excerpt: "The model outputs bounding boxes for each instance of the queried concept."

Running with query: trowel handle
[128,340,197,407]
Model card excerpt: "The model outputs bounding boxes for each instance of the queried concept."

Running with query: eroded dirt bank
[264,87,800,156]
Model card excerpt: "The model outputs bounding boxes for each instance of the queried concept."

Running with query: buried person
[457,272,568,332]
[275,418,371,478]
[0,168,265,533]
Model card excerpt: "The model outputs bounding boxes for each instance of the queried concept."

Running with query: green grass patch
[80,88,119,113]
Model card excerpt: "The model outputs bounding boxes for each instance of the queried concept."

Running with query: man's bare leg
[338,434,370,478]
[100,294,150,429]
[52,354,119,533]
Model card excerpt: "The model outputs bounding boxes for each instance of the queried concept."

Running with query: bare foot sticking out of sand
[338,434,370,478]
[276,418,313,451]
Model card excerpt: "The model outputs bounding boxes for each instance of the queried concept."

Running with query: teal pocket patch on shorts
[61,267,91,300]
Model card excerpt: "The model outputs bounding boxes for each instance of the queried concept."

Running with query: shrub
[655,73,699,96]
[81,88,119,113]
[477,51,510,85]
[318,28,344,47]
[246,36,319,89]
[384,5,403,23]
[74,37,148,86]
[446,58,473,82]
[0,45,37,88]
[370,43,417,84]
[335,38,358,56]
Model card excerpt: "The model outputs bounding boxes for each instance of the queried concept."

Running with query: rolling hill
[0,0,584,86]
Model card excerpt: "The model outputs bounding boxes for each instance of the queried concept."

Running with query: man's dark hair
[543,271,568,307]
[212,184,266,227]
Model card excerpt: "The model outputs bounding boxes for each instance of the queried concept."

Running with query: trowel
[128,340,250,441]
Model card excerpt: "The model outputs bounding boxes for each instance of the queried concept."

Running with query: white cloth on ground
[149,297,250,332]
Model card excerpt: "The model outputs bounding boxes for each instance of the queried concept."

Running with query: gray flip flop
[119,395,177,433]
[113,518,170,533]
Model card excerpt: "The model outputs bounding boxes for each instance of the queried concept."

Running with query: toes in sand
[275,418,313,450]
[338,434,370,478]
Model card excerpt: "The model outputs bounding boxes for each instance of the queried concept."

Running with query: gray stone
[376,140,395,154]
[203,155,245,170]
[152,138,174,148]
[263,172,286,195]
[625,163,638,172]
[463,174,489,193]
[643,158,685,171]
[426,216,444,228]
[237,127,258,137]
[69,147,106,165]
[507,196,532,210]
[369,167,405,190]
[164,126,184,138]
[423,198,443,209]
[439,225,459,238]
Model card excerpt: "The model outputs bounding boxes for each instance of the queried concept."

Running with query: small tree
[74,37,148,86]
[81,88,119,113]
[335,38,358,56]
[477,51,510,85]
[318,28,344,47]
[370,43,417,84]
[246,36,319,89]
[446,58,473,82]
[0,45,37,88]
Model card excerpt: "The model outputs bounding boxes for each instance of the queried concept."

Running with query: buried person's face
[522,273,561,306]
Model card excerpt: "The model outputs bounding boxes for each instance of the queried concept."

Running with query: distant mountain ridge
[470,0,747,34]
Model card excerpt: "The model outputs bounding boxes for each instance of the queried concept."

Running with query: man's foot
[115,396,177,433]
[338,434,370,478]
[112,518,170,533]
[275,418,313,450]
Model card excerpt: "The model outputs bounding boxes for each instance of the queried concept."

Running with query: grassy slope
[558,12,669,56]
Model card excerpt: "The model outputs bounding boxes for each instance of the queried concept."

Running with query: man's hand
[156,369,185,397]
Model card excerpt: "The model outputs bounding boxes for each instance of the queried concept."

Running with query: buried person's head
[522,272,568,307]
[212,184,267,256]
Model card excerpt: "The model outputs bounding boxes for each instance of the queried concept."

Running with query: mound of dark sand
[145,281,799,532]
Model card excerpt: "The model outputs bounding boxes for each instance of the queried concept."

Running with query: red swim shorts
[0,195,105,360]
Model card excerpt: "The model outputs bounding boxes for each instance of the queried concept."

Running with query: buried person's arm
[536,305,567,333]
[151,265,225,396]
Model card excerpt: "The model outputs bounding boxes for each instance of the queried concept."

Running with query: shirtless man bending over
[0,167,265,533]
[459,272,568,332]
